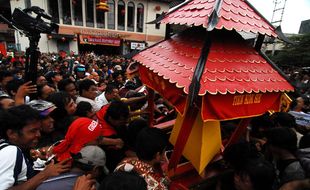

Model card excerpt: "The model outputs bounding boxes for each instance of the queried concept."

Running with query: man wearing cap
[0,93,15,109]
[27,100,57,148]
[75,65,86,81]
[37,145,108,190]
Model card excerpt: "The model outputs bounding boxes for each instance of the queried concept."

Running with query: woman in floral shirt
[115,127,170,190]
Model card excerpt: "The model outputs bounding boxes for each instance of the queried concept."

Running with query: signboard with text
[130,42,146,50]
[79,35,121,46]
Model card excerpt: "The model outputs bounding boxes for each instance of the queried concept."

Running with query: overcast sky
[247,0,310,34]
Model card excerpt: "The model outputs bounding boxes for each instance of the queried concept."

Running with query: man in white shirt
[76,79,101,112]
[0,105,70,190]
[95,84,120,109]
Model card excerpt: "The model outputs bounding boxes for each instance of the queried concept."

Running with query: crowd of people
[0,51,309,190]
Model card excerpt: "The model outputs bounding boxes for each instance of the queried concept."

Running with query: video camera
[0,6,58,36]
[0,6,59,100]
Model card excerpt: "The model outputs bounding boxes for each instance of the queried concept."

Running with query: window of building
[48,0,59,23]
[62,0,72,25]
[137,3,144,32]
[25,0,31,8]
[117,0,125,30]
[86,0,94,27]
[127,2,134,32]
[155,14,161,29]
[73,0,83,26]
[107,0,115,29]
[96,5,105,28]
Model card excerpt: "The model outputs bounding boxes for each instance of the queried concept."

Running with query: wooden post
[147,87,155,127]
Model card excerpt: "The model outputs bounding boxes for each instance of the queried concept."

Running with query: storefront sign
[131,42,145,50]
[79,29,125,38]
[79,35,121,46]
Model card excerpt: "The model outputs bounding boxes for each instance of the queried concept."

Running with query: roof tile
[133,28,293,95]
[162,0,277,37]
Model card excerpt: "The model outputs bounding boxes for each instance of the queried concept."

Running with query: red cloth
[53,118,102,161]
[96,104,117,137]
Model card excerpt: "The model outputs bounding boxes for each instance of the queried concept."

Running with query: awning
[48,34,76,40]
[79,35,121,46]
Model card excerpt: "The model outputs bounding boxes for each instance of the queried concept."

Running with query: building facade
[9,0,169,54]
[299,19,310,34]
[0,0,15,56]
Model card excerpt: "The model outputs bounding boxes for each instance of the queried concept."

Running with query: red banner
[202,92,282,121]
[0,42,6,56]
[140,65,282,121]
[79,35,121,46]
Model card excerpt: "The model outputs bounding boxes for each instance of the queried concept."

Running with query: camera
[12,6,58,35]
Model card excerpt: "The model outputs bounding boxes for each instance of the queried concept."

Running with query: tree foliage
[270,33,310,67]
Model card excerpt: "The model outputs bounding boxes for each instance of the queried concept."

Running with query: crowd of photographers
[0,51,309,190]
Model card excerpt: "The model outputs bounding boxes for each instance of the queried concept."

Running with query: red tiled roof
[133,28,293,95]
[161,0,277,37]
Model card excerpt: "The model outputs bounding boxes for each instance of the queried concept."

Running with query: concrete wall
[145,1,168,37]
[69,40,79,54]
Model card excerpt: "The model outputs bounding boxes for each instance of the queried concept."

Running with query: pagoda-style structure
[132,0,294,184]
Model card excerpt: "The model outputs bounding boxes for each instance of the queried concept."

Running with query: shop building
[9,0,170,54]
[0,0,16,55]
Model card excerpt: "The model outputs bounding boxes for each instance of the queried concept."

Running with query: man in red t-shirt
[96,100,130,170]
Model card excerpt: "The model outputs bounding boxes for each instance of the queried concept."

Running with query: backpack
[0,140,24,185]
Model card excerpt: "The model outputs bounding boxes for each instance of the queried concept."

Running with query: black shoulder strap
[13,147,23,185]
[0,141,24,185]
[0,141,9,150]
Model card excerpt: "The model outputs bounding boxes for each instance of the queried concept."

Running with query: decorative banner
[79,35,121,46]
[140,65,284,121]
[280,93,292,112]
[202,92,282,121]
[169,113,222,174]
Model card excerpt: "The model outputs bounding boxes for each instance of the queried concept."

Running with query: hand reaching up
[42,158,72,178]
[73,174,96,190]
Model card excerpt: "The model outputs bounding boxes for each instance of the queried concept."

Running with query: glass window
[137,3,144,32]
[62,0,72,25]
[117,0,125,30]
[107,0,115,29]
[86,0,94,27]
[127,2,134,32]
[96,0,106,28]
[73,0,83,26]
[48,0,59,23]
[96,7,105,28]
